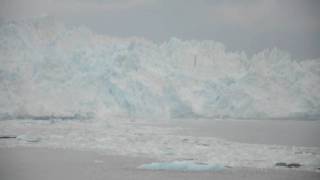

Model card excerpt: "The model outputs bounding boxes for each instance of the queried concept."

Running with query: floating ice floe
[16,135,41,142]
[138,161,224,171]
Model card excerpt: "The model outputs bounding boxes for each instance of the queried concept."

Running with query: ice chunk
[17,135,41,142]
[138,161,224,171]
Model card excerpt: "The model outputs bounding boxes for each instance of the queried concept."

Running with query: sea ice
[1,119,319,172]
[138,161,224,171]
[16,135,41,143]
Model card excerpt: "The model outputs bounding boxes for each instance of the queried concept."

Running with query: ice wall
[0,17,319,120]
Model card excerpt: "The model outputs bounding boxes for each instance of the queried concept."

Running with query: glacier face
[0,17,319,120]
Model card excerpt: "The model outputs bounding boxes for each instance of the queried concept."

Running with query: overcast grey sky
[0,0,319,59]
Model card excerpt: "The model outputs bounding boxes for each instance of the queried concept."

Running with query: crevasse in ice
[0,17,319,120]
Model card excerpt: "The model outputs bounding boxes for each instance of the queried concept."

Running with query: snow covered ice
[0,17,320,173]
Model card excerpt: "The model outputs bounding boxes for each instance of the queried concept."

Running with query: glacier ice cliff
[0,17,319,120]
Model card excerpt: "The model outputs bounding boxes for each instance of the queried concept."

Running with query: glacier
[0,16,319,121]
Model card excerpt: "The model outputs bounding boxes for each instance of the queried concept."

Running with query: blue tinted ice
[139,161,224,171]
[0,17,319,120]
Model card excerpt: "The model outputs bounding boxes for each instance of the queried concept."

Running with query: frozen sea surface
[1,118,319,172]
[1,147,320,180]
[174,119,320,147]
